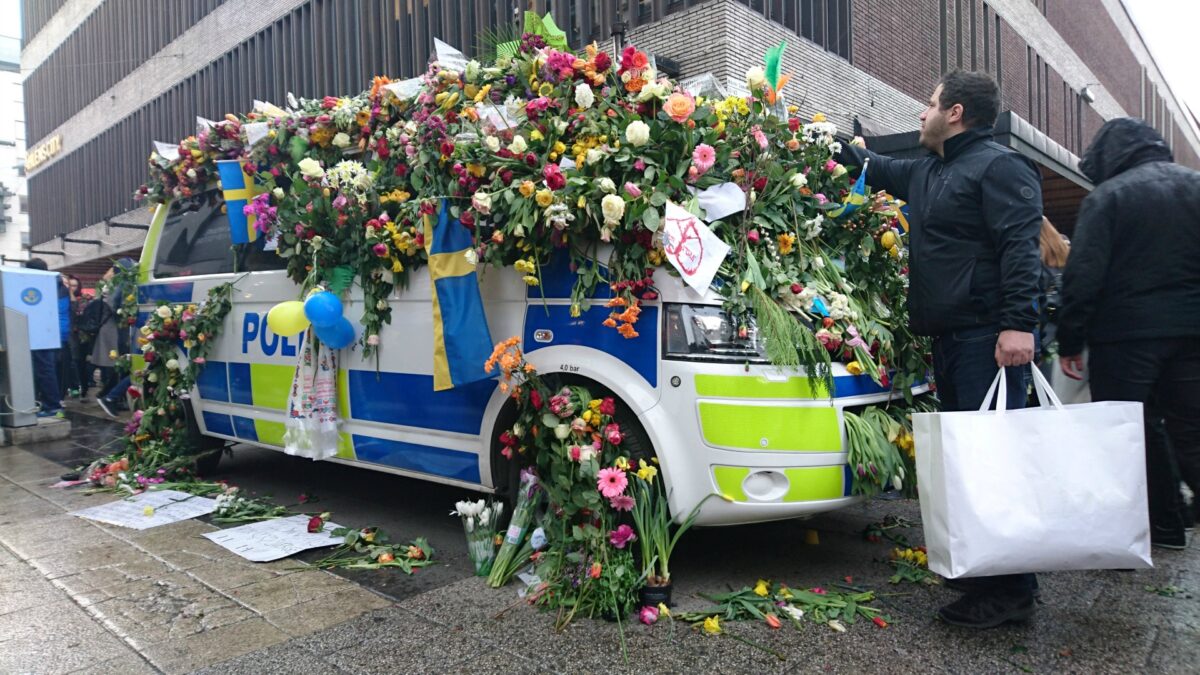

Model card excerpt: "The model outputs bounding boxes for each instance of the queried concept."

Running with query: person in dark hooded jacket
[1058,117,1200,549]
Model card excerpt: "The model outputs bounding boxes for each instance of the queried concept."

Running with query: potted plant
[629,464,720,607]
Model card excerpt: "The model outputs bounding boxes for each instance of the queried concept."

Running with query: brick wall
[1044,0,1141,117]
[997,17,1029,122]
[851,0,941,104]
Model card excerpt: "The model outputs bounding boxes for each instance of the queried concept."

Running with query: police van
[139,194,925,525]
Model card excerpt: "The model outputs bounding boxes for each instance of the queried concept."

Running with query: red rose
[530,389,544,411]
[788,118,801,132]
[791,283,803,294]
[394,163,408,176]
[439,140,455,157]
[594,52,611,72]
[542,163,566,190]
[753,175,768,192]
[307,515,324,533]
[599,397,616,416]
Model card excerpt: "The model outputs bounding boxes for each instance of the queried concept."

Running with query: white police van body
[139,196,925,525]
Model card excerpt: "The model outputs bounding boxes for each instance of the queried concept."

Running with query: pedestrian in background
[839,70,1044,628]
[25,258,66,418]
[91,258,136,416]
[69,277,96,399]
[1058,117,1200,549]
[61,275,85,399]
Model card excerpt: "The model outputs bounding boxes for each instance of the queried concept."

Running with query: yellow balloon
[266,301,310,337]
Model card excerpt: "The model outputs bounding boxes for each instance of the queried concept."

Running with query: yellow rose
[846,361,864,376]
[519,181,536,198]
[535,189,554,207]
[812,112,827,123]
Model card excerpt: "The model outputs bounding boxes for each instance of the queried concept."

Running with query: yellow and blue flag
[426,200,495,391]
[216,159,262,244]
[828,158,869,219]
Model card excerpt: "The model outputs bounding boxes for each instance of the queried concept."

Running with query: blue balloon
[315,317,356,350]
[304,291,343,328]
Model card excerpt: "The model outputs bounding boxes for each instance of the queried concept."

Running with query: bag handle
[1029,365,1065,411]
[979,368,1009,414]
[978,366,1066,414]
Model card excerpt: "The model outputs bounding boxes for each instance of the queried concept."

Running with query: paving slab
[188,640,343,675]
[139,616,289,675]
[226,569,355,614]
[262,586,393,637]
[86,572,255,649]
[0,599,137,674]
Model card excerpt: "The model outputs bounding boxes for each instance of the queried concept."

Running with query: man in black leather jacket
[839,71,1043,629]
[1058,117,1200,549]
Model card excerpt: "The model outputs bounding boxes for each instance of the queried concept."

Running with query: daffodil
[753,579,770,597]
[636,459,658,482]
[614,456,630,471]
[703,615,721,635]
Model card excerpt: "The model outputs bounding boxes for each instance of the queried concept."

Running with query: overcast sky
[1123,0,1200,122]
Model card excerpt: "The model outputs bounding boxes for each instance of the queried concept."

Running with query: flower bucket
[638,582,673,608]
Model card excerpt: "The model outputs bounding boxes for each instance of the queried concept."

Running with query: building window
[795,0,852,61]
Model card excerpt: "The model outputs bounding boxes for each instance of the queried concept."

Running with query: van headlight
[663,304,768,363]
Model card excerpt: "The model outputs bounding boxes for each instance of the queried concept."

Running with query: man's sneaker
[1151,525,1188,551]
[36,408,64,419]
[95,398,117,419]
[938,592,1035,629]
[945,577,1041,600]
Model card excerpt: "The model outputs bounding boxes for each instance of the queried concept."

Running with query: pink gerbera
[597,467,628,498]
[692,143,716,175]
[609,494,635,511]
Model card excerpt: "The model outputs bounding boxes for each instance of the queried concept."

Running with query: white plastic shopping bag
[914,367,1151,578]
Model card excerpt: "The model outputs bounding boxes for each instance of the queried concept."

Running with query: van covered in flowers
[136,193,925,526]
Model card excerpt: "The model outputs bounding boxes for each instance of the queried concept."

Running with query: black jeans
[933,325,1037,597]
[32,348,62,411]
[1088,338,1200,533]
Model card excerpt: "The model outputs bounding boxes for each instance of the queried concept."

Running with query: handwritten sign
[72,490,217,530]
[203,515,344,562]
[662,201,730,295]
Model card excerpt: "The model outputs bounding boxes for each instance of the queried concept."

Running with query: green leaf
[650,190,669,207]
[542,413,560,429]
[288,135,309,163]
[326,265,355,294]
[643,207,661,232]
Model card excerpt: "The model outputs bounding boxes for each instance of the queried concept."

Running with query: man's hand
[1060,354,1085,380]
[994,330,1035,367]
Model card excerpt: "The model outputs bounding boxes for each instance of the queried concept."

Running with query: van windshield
[153,194,286,279]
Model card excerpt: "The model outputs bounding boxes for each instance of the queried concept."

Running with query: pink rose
[604,423,623,446]
[608,524,637,549]
[624,182,642,198]
[639,605,659,625]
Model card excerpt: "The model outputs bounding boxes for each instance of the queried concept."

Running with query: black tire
[183,402,228,476]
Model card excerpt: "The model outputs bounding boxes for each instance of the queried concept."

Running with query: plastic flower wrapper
[452,498,505,576]
[487,468,542,588]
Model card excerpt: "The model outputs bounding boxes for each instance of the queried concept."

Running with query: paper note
[202,515,344,562]
[433,38,468,72]
[662,201,731,294]
[383,77,424,101]
[152,141,180,162]
[243,122,270,147]
[693,182,747,221]
[72,489,217,530]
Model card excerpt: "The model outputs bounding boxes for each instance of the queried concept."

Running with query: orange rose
[664,92,696,123]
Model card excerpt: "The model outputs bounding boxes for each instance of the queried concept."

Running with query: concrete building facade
[20,0,1200,272]
[0,34,28,266]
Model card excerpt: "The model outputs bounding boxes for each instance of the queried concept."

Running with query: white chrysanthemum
[326,160,372,195]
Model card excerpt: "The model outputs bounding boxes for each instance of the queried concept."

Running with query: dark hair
[25,258,48,270]
[937,70,1000,128]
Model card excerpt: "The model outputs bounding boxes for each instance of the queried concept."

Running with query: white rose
[585,148,605,166]
[297,157,325,180]
[272,187,285,199]
[554,424,571,440]
[332,132,351,148]
[508,135,527,154]
[574,83,595,109]
[554,118,568,134]
[471,191,492,215]
[635,81,669,102]
[597,177,616,194]
[746,66,767,90]
[155,306,171,319]
[790,172,808,189]
[512,423,525,437]
[463,249,478,266]
[625,120,650,147]
[601,194,626,225]
[485,136,500,153]
[579,446,596,462]
[166,359,180,371]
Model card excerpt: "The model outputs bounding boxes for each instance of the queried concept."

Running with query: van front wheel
[489,375,655,507]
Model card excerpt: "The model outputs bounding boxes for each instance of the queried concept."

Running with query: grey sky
[1123,0,1200,125]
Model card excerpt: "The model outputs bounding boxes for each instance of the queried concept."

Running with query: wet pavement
[0,402,1196,673]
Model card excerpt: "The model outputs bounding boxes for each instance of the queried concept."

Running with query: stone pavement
[1,428,1198,673]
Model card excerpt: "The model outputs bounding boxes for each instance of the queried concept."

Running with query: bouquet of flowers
[452,498,505,576]
[487,468,542,587]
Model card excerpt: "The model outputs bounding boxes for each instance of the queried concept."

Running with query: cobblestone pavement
[0,406,1196,674]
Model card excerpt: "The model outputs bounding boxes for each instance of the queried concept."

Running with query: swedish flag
[828,158,869,219]
[426,200,495,391]
[216,159,262,244]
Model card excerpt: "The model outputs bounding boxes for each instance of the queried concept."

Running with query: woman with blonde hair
[1038,218,1087,401]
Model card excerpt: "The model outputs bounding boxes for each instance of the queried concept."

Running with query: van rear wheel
[183,403,229,477]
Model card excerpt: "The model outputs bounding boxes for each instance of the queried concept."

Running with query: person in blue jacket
[25,258,66,418]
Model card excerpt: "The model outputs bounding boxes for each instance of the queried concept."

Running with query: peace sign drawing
[663,214,704,276]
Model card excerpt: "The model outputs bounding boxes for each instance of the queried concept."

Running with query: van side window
[237,233,288,272]
[154,198,235,278]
